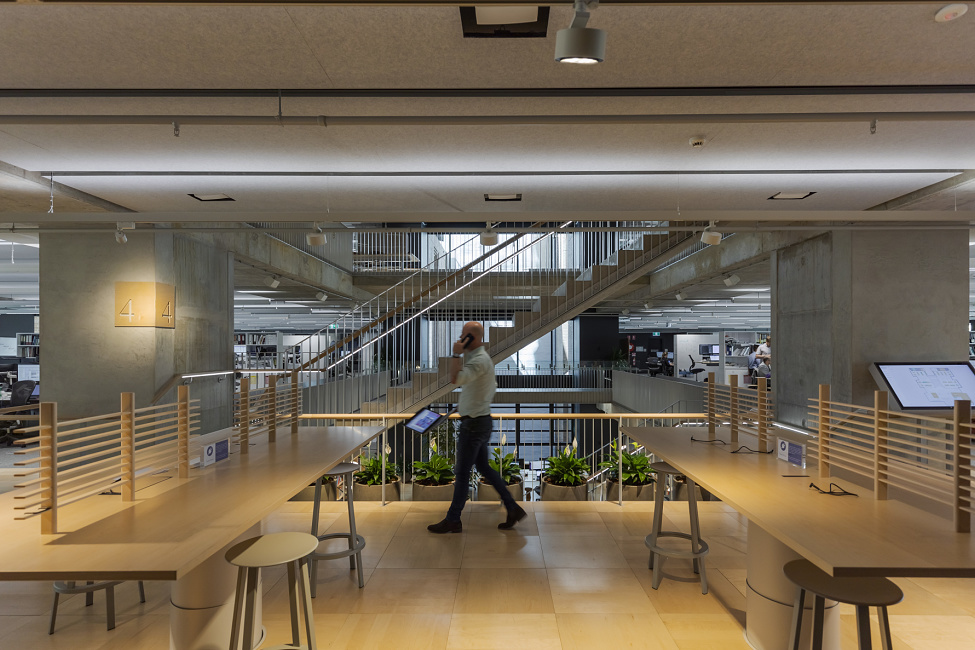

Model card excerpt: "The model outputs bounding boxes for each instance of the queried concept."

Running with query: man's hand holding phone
[453,333,474,356]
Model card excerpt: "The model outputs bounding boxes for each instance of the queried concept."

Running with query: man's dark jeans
[445,415,517,522]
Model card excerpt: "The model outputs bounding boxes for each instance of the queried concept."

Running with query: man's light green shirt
[456,346,496,418]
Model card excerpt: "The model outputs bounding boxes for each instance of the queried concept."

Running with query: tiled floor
[2,499,975,649]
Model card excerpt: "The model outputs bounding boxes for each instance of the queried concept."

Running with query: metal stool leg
[855,604,872,650]
[228,567,247,650]
[105,583,116,631]
[240,567,259,650]
[878,606,894,650]
[648,476,666,570]
[138,581,146,604]
[85,581,94,607]
[298,558,317,650]
[287,561,301,647]
[347,477,364,588]
[789,586,807,650]
[811,594,826,650]
[48,591,60,635]
[310,478,323,598]
[687,477,708,594]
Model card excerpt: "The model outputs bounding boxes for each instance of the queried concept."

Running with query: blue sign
[215,439,229,462]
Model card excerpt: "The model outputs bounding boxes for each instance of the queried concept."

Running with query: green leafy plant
[486,446,522,485]
[543,440,589,487]
[599,441,656,486]
[412,453,455,486]
[354,452,398,486]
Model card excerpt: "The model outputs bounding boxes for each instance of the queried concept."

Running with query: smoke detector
[935,4,968,21]
[688,136,707,148]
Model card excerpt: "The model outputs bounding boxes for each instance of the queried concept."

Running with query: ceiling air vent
[460,7,550,38]
[768,192,816,201]
[188,193,235,202]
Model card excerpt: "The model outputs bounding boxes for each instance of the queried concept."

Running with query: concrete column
[39,231,233,429]
[772,230,968,426]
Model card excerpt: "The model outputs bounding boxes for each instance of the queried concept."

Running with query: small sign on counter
[777,437,805,466]
[203,439,230,467]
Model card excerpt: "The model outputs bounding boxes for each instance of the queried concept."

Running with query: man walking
[427,321,527,533]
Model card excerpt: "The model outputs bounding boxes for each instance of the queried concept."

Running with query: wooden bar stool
[49,580,145,634]
[644,461,710,594]
[308,462,366,595]
[226,532,319,650]
[784,559,903,650]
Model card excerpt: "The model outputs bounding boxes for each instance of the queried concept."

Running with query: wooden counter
[0,425,382,581]
[623,426,975,578]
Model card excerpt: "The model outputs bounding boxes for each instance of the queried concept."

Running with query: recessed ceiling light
[188,193,234,202]
[484,194,522,202]
[768,192,816,200]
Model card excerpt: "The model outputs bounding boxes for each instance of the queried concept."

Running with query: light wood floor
[2,499,975,649]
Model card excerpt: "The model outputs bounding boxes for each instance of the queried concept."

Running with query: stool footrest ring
[311,533,366,561]
[645,531,710,560]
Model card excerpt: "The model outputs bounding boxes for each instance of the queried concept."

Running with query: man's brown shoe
[498,505,527,530]
[428,519,463,534]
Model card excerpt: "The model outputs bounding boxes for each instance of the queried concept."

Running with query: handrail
[295,221,552,371]
[300,412,707,420]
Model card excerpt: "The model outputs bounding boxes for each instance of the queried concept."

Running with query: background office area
[1,1,975,649]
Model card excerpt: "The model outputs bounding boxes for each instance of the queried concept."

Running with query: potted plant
[290,474,338,502]
[411,439,456,501]
[476,435,523,502]
[600,441,655,501]
[353,447,401,501]
[540,439,589,501]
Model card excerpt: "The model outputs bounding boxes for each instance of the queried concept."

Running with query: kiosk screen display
[874,363,975,410]
[404,407,448,434]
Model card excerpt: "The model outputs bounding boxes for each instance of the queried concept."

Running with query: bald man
[428,321,526,533]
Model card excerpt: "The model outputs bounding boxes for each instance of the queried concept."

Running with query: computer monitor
[655,351,663,358]
[871,362,975,412]
[699,344,711,356]
[667,352,674,360]
[17,364,40,382]
[30,384,40,398]
[710,344,721,355]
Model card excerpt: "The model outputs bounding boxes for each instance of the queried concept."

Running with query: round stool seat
[226,532,320,569]
[324,462,360,477]
[649,461,680,476]
[784,560,903,607]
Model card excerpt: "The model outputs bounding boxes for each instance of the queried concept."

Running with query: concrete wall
[40,231,233,427]
[772,229,968,426]
[611,371,705,414]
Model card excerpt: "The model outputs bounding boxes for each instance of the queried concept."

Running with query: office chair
[687,356,706,382]
[0,380,37,446]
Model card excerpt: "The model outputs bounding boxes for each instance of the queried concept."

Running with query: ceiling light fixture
[315,291,328,302]
[554,0,606,64]
[114,229,127,244]
[263,275,281,289]
[643,301,653,309]
[621,308,630,315]
[675,292,685,301]
[305,222,327,246]
[700,221,721,246]
[935,4,968,21]
[723,274,741,287]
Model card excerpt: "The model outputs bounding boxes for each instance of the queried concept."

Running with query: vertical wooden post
[291,370,300,434]
[818,384,831,480]
[729,374,739,447]
[953,399,971,533]
[39,402,57,535]
[239,375,250,454]
[707,372,716,440]
[757,377,769,453]
[381,418,388,507]
[267,376,277,443]
[120,392,136,502]
[874,391,889,500]
[618,416,624,507]
[177,384,190,479]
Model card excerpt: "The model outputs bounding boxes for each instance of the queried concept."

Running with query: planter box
[411,481,456,501]
[290,480,338,502]
[672,482,706,502]
[540,478,588,501]
[475,478,524,502]
[606,480,655,501]
[353,479,402,501]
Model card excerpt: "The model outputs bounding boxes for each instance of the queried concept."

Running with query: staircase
[357,227,700,415]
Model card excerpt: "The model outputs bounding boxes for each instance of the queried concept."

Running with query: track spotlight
[480,223,499,246]
[306,222,327,246]
[114,230,127,244]
[700,221,721,246]
[621,308,630,315]
[723,274,741,287]
[675,292,685,301]
[643,301,653,309]
[263,275,281,289]
[555,0,606,64]
[315,291,328,301]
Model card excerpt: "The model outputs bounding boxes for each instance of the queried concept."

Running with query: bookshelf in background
[17,333,39,360]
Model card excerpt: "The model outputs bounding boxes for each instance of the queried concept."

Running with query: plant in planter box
[353,446,401,501]
[476,434,524,502]
[541,439,589,501]
[411,439,456,501]
[599,441,655,501]
[290,473,337,502]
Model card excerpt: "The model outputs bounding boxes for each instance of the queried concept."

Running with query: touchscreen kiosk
[870,362,975,412]
[404,406,449,434]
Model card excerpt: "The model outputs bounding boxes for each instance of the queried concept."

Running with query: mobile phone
[461,333,474,349]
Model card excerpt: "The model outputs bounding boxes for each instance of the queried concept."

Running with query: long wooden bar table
[0,424,382,648]
[623,426,975,649]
